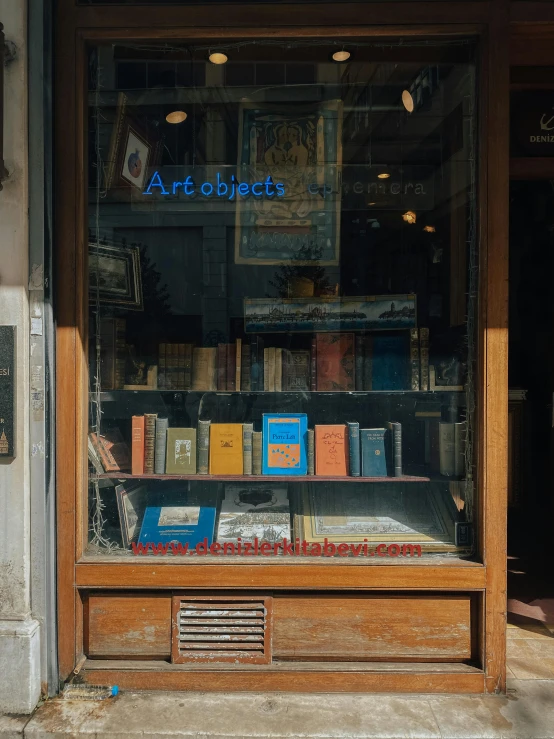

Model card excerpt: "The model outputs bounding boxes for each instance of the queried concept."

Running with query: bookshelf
[95,473,432,482]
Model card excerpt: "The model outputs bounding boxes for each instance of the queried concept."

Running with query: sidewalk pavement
[2,679,554,739]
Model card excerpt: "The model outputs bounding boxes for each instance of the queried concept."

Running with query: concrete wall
[0,0,42,714]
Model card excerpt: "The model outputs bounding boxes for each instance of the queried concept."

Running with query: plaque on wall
[512,92,554,157]
[0,326,15,458]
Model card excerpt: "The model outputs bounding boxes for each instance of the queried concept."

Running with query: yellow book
[209,423,243,475]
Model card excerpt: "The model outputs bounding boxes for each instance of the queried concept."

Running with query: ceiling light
[332,50,351,63]
[165,110,187,124]
[423,225,436,233]
[377,172,390,180]
[402,89,414,113]
[402,210,417,224]
[368,202,376,206]
[209,52,228,65]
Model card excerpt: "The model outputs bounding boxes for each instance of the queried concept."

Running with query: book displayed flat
[217,484,290,545]
[166,427,197,475]
[315,424,348,476]
[89,428,130,473]
[209,423,243,475]
[262,413,308,475]
[138,504,216,547]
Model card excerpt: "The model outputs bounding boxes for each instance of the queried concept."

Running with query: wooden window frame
[55,0,510,693]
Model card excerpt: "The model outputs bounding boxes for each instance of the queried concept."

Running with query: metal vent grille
[171,595,272,664]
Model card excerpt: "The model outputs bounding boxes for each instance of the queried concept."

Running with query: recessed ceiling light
[368,202,376,206]
[423,225,436,233]
[377,172,390,180]
[332,50,351,63]
[402,210,417,224]
[402,89,414,113]
[209,52,228,65]
[165,110,187,124]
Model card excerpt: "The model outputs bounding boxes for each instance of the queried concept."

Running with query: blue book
[371,333,409,391]
[347,421,361,477]
[262,413,308,475]
[138,504,216,547]
[360,428,388,477]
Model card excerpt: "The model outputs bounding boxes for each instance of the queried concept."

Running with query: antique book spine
[131,415,145,476]
[241,342,251,391]
[371,333,409,391]
[192,348,217,391]
[217,343,227,391]
[360,428,387,477]
[252,431,262,475]
[315,424,348,476]
[439,422,456,476]
[235,338,242,391]
[184,344,193,390]
[114,318,126,389]
[165,343,175,390]
[178,343,186,389]
[143,413,158,474]
[268,347,276,391]
[166,427,197,474]
[410,328,420,391]
[419,327,430,391]
[274,348,283,392]
[209,423,243,475]
[226,343,236,391]
[310,336,317,391]
[386,421,402,477]
[242,422,253,475]
[362,335,373,391]
[355,335,364,391]
[154,417,169,474]
[263,347,269,391]
[316,333,355,391]
[197,420,211,475]
[289,350,310,391]
[307,429,315,475]
[347,421,360,477]
[251,336,263,391]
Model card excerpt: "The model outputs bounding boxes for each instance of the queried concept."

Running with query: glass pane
[87,38,478,562]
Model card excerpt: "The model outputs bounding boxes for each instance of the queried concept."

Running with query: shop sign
[512,92,554,156]
[0,326,15,458]
[143,171,286,199]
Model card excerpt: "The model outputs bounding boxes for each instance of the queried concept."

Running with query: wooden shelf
[93,389,465,399]
[510,157,554,179]
[94,473,431,482]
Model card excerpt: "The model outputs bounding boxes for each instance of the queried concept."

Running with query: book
[310,336,317,391]
[439,422,456,476]
[360,428,387,477]
[316,333,355,391]
[362,335,373,390]
[371,333,409,391]
[307,429,315,475]
[355,335,364,391]
[226,343,236,391]
[386,421,402,477]
[250,336,264,391]
[235,338,242,391]
[209,423,243,475]
[158,343,166,389]
[262,413,308,476]
[154,417,169,474]
[144,413,158,474]
[166,343,177,389]
[241,342,251,391]
[131,415,145,475]
[115,483,148,548]
[410,328,420,391]
[114,318,126,389]
[347,421,360,477]
[268,347,276,391]
[243,422,253,475]
[217,343,227,391]
[184,344,193,390]
[419,328,430,391]
[275,348,283,392]
[138,504,217,548]
[285,350,310,391]
[89,428,130,473]
[315,424,348,477]
[217,484,290,546]
[192,347,217,391]
[263,347,269,391]
[166,427,197,475]
[197,420,210,475]
[252,431,262,475]
[178,343,186,388]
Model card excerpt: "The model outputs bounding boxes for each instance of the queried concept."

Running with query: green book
[165,428,197,475]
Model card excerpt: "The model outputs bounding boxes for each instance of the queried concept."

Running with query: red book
[131,415,145,475]
[217,344,227,391]
[226,343,236,391]
[316,333,355,391]
[315,424,348,476]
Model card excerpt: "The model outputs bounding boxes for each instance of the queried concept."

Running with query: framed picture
[429,364,464,392]
[115,483,148,549]
[89,242,143,310]
[244,294,416,333]
[104,92,162,198]
[235,101,343,265]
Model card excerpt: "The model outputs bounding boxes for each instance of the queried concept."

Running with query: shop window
[86,39,478,563]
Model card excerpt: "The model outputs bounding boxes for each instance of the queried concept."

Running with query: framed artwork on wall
[89,241,144,310]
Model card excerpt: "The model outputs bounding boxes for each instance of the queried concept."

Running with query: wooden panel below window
[85,594,172,659]
[272,594,472,661]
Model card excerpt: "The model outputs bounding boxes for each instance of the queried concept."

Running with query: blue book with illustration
[371,333,409,390]
[138,504,216,547]
[360,428,388,477]
[262,413,308,475]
